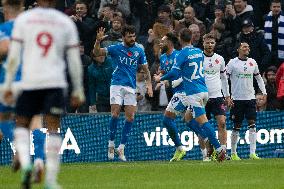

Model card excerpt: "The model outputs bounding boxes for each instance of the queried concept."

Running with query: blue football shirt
[172,46,207,95]
[0,20,21,84]
[106,42,147,89]
[160,49,179,73]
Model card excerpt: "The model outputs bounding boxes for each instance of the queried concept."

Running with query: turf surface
[1,159,284,189]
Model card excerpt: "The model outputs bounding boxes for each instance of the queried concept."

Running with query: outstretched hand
[96,27,107,42]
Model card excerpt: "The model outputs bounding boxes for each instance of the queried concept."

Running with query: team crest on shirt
[134,51,139,57]
[215,59,220,64]
[209,62,213,68]
[244,66,247,72]
[166,60,169,65]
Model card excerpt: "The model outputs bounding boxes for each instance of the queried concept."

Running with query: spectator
[264,0,284,68]
[234,19,271,73]
[192,0,215,28]
[95,4,114,34]
[70,1,96,55]
[136,66,152,112]
[264,66,280,110]
[228,0,256,36]
[88,55,113,113]
[99,0,131,18]
[256,93,267,111]
[176,6,206,36]
[157,4,175,31]
[276,62,284,109]
[101,16,124,48]
[189,24,202,49]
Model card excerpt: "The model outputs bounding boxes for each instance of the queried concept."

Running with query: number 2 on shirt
[188,61,204,80]
[36,32,53,57]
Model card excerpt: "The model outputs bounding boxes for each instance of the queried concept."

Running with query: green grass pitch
[1,159,284,189]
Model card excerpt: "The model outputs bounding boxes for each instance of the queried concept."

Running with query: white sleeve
[66,20,85,100]
[220,57,230,97]
[226,59,233,76]
[254,63,267,95]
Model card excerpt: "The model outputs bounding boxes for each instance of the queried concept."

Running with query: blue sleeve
[139,48,147,65]
[161,68,180,81]
[172,50,184,70]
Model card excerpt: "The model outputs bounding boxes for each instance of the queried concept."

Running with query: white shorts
[184,92,208,118]
[166,92,187,115]
[110,85,137,106]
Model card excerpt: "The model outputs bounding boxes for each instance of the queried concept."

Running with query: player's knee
[218,121,226,130]
[164,111,175,119]
[111,110,120,118]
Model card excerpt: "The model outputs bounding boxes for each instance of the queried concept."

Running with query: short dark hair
[203,33,216,42]
[179,28,192,43]
[165,32,179,45]
[271,0,281,4]
[122,25,136,36]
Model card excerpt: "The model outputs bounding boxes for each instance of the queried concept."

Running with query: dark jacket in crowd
[88,58,113,107]
[75,16,96,55]
[234,30,271,73]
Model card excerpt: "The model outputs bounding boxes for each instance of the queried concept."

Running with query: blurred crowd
[2,0,284,113]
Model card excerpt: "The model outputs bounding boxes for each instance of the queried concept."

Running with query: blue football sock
[0,120,15,142]
[120,120,133,144]
[202,122,220,149]
[109,117,119,141]
[33,129,46,160]
[163,116,182,147]
[186,119,207,139]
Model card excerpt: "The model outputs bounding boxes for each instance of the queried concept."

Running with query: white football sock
[118,144,125,150]
[201,148,207,159]
[46,134,62,185]
[249,128,257,155]
[231,130,239,154]
[14,127,31,169]
[108,140,115,147]
[177,146,184,151]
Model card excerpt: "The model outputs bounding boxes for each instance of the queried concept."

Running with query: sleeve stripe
[220,69,226,73]
[11,37,23,43]
[254,73,260,76]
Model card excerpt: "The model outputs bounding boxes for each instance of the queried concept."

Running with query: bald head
[183,6,195,20]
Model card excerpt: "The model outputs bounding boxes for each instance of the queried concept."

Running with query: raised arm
[93,27,107,57]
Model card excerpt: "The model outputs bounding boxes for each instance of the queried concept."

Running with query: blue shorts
[0,102,14,113]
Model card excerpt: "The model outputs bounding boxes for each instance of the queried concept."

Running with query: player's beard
[125,40,135,47]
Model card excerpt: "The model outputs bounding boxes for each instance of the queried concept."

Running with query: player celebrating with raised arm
[155,28,226,162]
[93,25,153,161]
[202,33,232,160]
[227,42,267,160]
[3,0,85,188]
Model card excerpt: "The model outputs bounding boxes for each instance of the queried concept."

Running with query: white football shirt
[226,57,260,100]
[203,53,229,98]
[11,8,79,90]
